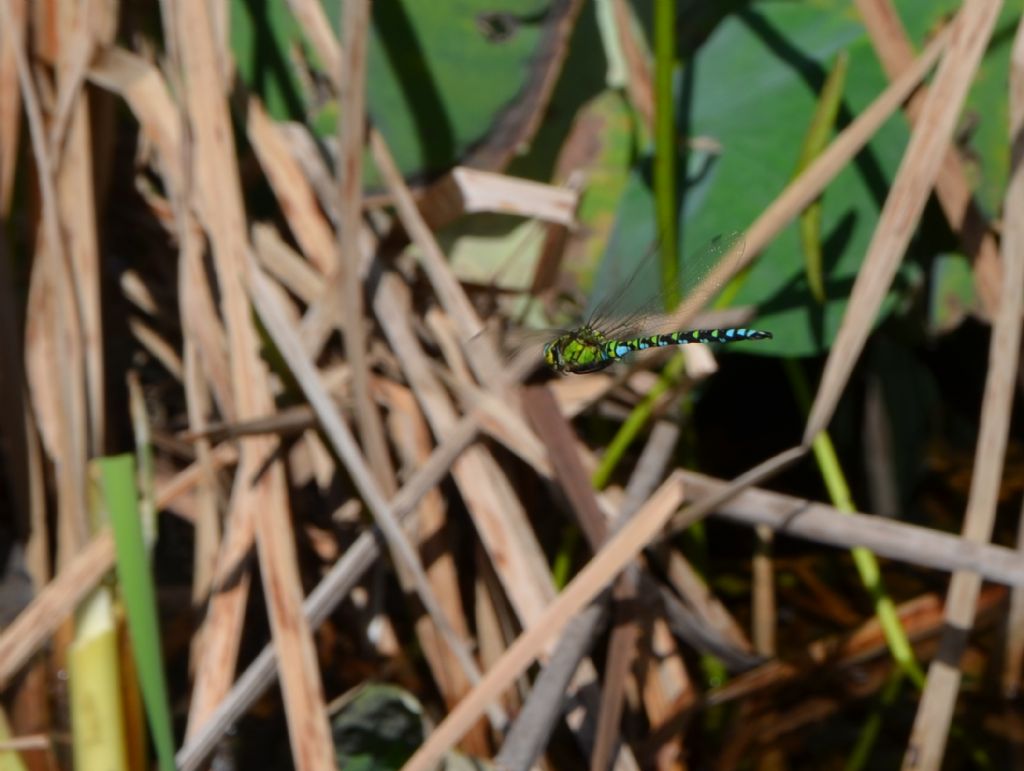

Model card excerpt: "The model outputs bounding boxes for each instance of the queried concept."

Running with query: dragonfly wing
[671,231,747,326]
[586,231,748,335]
[505,326,564,359]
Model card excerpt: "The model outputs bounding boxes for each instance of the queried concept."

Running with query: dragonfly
[542,232,772,374]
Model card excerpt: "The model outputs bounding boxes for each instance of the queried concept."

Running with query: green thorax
[543,326,614,374]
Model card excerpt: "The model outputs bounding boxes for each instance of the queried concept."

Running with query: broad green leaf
[928,252,979,334]
[230,0,572,181]
[588,0,1024,356]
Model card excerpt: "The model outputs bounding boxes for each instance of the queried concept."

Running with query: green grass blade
[794,51,849,304]
[654,0,678,309]
[784,360,924,686]
[845,669,904,771]
[99,455,177,771]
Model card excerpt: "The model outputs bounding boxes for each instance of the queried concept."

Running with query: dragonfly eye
[543,342,558,368]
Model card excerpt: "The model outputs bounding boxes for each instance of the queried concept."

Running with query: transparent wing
[502,325,565,363]
[585,231,747,340]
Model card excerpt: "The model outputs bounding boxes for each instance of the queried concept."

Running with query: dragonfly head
[543,340,563,371]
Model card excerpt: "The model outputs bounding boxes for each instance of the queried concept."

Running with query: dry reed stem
[621,419,677,512]
[639,616,692,766]
[440,372,552,475]
[338,0,397,497]
[661,550,754,653]
[249,265,491,714]
[681,470,1024,587]
[176,400,520,770]
[172,3,335,767]
[50,0,112,166]
[549,373,620,416]
[176,0,254,734]
[87,47,184,199]
[182,342,223,676]
[369,130,491,360]
[252,223,325,302]
[752,525,776,656]
[521,386,654,766]
[902,6,1023,769]
[3,0,92,574]
[524,386,611,547]
[379,378,491,755]
[372,276,627,755]
[0,410,236,733]
[494,600,612,771]
[623,424,703,750]
[0,0,22,212]
[592,572,640,771]
[283,0,341,78]
[0,530,114,689]
[127,317,184,380]
[247,100,337,275]
[177,134,226,674]
[178,224,236,408]
[469,385,820,660]
[1004,503,1024,696]
[855,0,1002,317]
[278,123,342,222]
[87,46,235,414]
[374,273,558,620]
[403,472,689,771]
[426,308,477,385]
[447,167,578,223]
[57,1,106,459]
[804,2,998,443]
[474,379,754,660]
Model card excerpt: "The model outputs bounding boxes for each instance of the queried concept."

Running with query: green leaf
[587,0,1024,356]
[231,0,576,181]
[928,252,979,334]
[99,455,176,771]
[679,1,912,356]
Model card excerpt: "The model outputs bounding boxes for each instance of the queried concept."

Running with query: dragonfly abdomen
[605,327,773,360]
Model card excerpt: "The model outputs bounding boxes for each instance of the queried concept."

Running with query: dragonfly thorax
[543,327,614,374]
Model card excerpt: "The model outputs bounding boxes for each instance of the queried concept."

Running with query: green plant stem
[654,0,678,308]
[794,51,849,304]
[551,525,580,590]
[784,360,924,687]
[845,669,904,771]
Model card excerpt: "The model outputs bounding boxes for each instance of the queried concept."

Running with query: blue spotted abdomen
[604,327,773,360]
